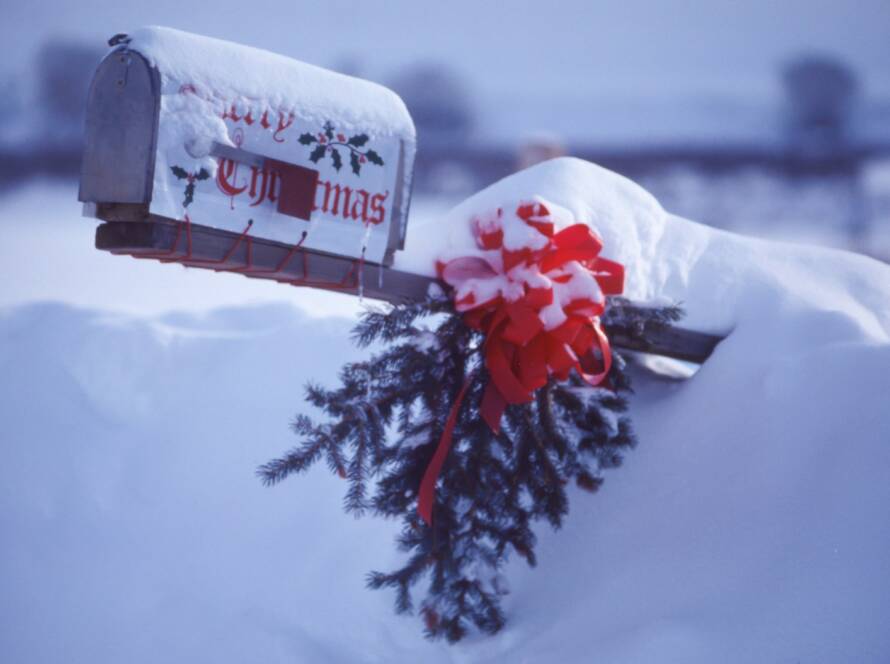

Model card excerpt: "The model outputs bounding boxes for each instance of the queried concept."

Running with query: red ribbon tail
[417,378,474,526]
[480,383,507,433]
[577,320,613,387]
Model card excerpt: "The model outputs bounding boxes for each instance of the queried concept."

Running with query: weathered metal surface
[79,49,159,205]
[94,218,724,363]
[388,140,413,254]
[208,142,266,170]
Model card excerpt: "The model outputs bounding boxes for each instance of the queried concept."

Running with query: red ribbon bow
[417,202,625,525]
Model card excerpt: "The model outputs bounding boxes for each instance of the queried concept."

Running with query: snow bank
[399,158,890,661]
[2,160,889,662]
[398,157,890,341]
[0,302,423,664]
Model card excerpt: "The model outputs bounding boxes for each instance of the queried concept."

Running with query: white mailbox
[80,26,416,267]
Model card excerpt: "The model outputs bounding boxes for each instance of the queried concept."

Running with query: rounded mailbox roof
[128,26,415,141]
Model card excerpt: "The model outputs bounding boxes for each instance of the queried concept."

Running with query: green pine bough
[259,296,682,642]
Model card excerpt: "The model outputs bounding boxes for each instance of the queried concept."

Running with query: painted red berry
[337,133,346,142]
[318,133,326,143]
[360,155,366,163]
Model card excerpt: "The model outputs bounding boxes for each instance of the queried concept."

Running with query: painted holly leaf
[348,134,369,147]
[195,168,210,181]
[323,121,335,140]
[171,165,188,179]
[298,132,317,145]
[330,148,343,171]
[309,145,327,163]
[365,150,384,166]
[183,182,196,208]
[350,151,362,175]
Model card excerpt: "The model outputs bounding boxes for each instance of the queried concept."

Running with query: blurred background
[1,0,889,314]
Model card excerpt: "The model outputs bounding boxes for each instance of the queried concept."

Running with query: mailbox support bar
[94,216,723,363]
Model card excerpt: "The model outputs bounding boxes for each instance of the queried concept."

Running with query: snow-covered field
[2,165,889,662]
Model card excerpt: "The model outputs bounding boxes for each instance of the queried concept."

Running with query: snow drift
[2,159,889,662]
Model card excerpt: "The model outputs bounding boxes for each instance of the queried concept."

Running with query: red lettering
[317,181,351,216]
[369,191,389,225]
[312,180,388,224]
[341,187,353,218]
[225,104,242,122]
[350,189,370,222]
[249,168,278,207]
[219,100,299,144]
[216,158,247,197]
[248,166,260,199]
[273,112,295,143]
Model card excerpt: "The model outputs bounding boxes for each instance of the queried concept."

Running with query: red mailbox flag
[267,159,319,221]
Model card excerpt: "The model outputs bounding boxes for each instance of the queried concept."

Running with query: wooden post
[95,217,723,364]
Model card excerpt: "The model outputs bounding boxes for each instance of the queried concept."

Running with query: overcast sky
[3,0,889,102]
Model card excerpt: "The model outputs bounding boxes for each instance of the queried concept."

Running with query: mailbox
[80,26,417,276]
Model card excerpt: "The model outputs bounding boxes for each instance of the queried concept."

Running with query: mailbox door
[79,49,160,205]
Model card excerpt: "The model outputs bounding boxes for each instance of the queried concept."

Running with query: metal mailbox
[80,27,416,272]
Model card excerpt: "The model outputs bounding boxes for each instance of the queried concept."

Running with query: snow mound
[399,157,890,342]
[2,160,890,662]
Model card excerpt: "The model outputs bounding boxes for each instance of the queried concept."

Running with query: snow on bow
[418,201,625,525]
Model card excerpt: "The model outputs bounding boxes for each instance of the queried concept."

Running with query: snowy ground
[2,170,889,662]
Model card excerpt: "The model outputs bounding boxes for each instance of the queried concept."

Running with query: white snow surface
[2,163,890,662]
[128,26,415,139]
[399,157,890,340]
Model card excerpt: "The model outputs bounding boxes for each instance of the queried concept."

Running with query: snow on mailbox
[80,27,425,300]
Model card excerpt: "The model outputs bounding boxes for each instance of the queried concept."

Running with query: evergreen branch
[257,422,330,486]
[262,297,684,641]
[350,299,451,347]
